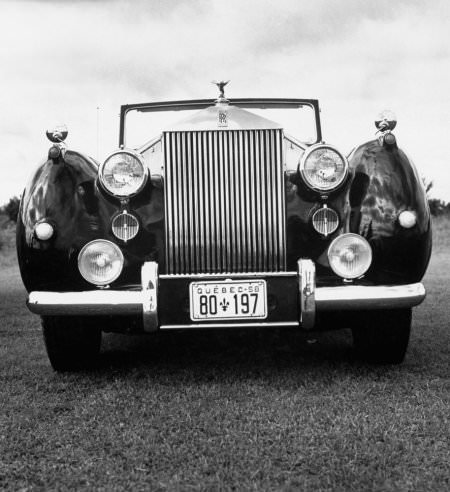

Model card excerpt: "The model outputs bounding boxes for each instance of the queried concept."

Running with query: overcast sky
[1,0,449,203]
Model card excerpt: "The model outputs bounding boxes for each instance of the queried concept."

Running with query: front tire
[351,309,412,364]
[42,316,102,371]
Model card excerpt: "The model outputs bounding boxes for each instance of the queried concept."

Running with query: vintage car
[17,82,432,370]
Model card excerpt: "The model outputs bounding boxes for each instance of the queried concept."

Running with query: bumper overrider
[27,260,426,332]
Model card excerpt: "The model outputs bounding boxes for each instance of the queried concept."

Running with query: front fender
[17,149,165,292]
[17,150,105,291]
[348,138,431,284]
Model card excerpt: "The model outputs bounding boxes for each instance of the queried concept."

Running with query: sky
[1,0,449,203]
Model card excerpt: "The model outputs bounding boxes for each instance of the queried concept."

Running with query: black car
[17,83,432,370]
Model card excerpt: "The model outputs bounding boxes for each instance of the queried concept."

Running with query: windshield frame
[118,98,322,148]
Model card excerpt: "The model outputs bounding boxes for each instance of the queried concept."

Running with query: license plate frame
[189,280,268,321]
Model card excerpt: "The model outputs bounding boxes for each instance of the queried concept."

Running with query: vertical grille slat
[164,129,286,274]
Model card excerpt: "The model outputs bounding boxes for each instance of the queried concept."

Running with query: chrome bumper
[27,260,426,331]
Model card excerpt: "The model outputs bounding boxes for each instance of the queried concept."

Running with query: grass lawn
[0,216,448,490]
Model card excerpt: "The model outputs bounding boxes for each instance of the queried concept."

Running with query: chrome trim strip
[210,131,218,272]
[142,261,159,332]
[230,131,238,270]
[186,133,195,271]
[27,291,143,316]
[203,132,211,272]
[255,131,262,271]
[316,282,426,310]
[277,131,287,270]
[238,131,247,270]
[219,131,227,270]
[298,259,316,330]
[248,130,256,269]
[181,133,189,272]
[163,134,172,273]
[160,321,299,330]
[160,272,297,279]
[267,130,274,268]
[193,132,200,272]
[259,131,267,270]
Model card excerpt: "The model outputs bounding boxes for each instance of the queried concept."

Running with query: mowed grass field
[0,217,448,491]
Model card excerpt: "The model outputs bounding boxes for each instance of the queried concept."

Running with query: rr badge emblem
[218,110,228,127]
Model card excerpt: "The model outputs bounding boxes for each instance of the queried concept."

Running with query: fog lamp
[78,240,124,286]
[398,210,416,229]
[312,205,339,236]
[112,211,139,242]
[328,233,372,279]
[34,222,54,241]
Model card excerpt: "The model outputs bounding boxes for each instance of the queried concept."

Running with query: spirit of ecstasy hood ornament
[212,80,230,103]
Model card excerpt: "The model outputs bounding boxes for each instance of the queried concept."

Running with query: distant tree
[428,198,450,217]
[422,177,433,196]
[421,177,450,217]
[3,196,20,222]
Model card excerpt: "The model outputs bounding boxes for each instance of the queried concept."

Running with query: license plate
[190,280,267,321]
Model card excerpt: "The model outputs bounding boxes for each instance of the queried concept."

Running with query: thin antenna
[96,106,100,160]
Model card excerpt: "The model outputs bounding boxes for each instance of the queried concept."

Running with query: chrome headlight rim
[299,144,349,193]
[99,149,149,198]
[78,239,124,286]
[327,233,372,280]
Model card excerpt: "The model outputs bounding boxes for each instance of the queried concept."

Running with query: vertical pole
[96,106,100,160]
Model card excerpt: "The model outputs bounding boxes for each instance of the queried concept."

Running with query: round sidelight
[99,150,148,198]
[299,145,348,192]
[328,233,372,279]
[398,210,416,229]
[34,222,54,240]
[78,240,124,286]
[112,211,139,242]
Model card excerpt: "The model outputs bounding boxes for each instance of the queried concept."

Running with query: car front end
[17,88,432,369]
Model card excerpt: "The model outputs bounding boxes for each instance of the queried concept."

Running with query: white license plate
[190,280,267,321]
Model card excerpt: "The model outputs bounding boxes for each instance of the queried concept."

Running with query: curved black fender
[17,150,164,292]
[348,137,431,284]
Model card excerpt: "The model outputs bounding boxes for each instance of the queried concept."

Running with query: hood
[164,102,283,132]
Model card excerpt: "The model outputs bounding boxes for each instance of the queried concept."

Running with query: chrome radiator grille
[163,130,286,274]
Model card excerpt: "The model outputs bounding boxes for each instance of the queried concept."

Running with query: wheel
[351,308,412,364]
[42,316,102,371]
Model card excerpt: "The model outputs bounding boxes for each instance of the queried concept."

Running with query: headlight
[299,145,348,192]
[99,150,148,197]
[78,240,124,286]
[328,233,372,279]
